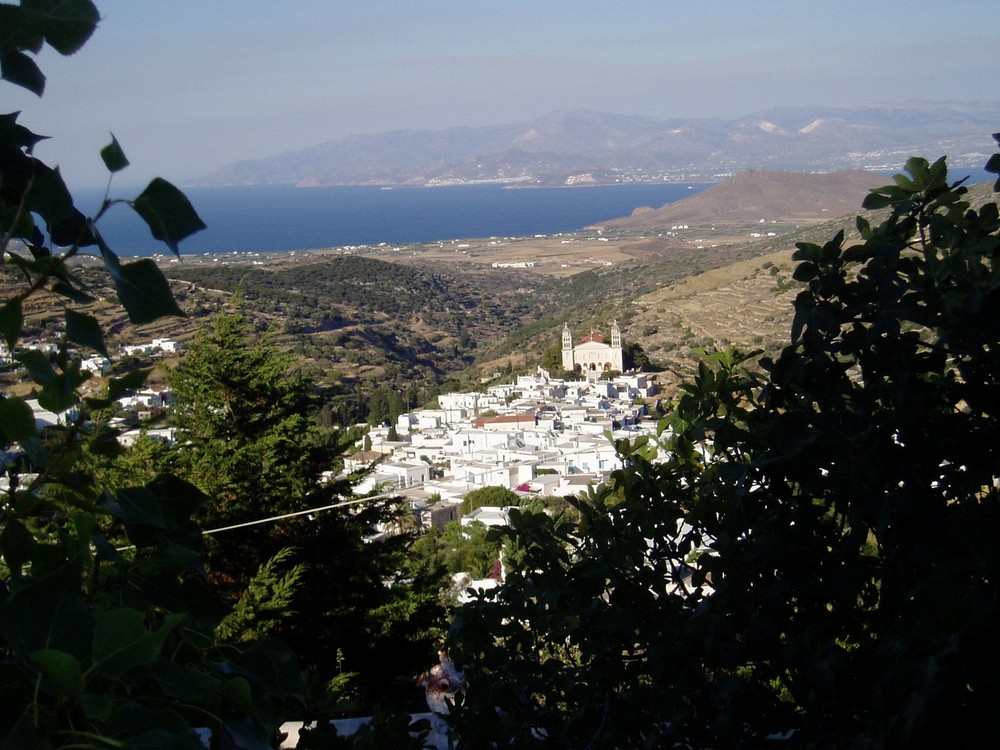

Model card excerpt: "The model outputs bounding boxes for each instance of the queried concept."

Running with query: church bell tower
[561,323,574,371]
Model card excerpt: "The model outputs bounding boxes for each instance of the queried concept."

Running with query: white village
[354,320,655,531]
[5,323,659,543]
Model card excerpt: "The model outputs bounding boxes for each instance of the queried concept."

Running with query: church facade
[561,321,624,375]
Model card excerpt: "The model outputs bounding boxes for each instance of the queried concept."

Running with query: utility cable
[202,490,401,536]
[115,487,407,551]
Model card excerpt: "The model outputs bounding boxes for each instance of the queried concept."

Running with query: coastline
[86,182,709,258]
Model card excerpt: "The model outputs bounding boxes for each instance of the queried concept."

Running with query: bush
[460,485,520,515]
[448,146,1000,747]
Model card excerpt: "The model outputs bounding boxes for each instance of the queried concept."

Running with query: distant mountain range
[196,101,1000,188]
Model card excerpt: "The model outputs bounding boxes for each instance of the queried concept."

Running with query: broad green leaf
[843,243,876,263]
[141,660,219,702]
[19,435,47,468]
[220,717,271,750]
[892,172,917,191]
[0,7,46,55]
[15,349,56,385]
[25,0,100,56]
[0,47,45,95]
[821,231,845,261]
[0,562,93,658]
[111,258,185,324]
[103,703,203,750]
[15,119,49,151]
[926,156,948,191]
[92,609,182,679]
[106,368,151,401]
[80,692,114,722]
[0,712,40,749]
[985,151,1000,191]
[101,476,207,549]
[217,675,255,715]
[862,188,901,211]
[0,396,36,442]
[51,279,95,304]
[792,242,821,263]
[71,513,98,567]
[101,134,129,173]
[2,517,37,575]
[85,422,123,457]
[0,200,37,239]
[65,309,108,357]
[39,372,79,414]
[0,111,39,149]
[218,636,307,700]
[792,262,817,282]
[131,178,206,255]
[49,207,97,248]
[86,368,153,409]
[25,164,74,232]
[27,238,52,259]
[0,300,23,350]
[102,486,172,529]
[4,251,61,281]
[31,648,83,698]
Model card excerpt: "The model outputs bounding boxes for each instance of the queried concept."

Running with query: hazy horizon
[6,0,999,188]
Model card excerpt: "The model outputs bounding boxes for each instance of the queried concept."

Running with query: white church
[561,321,624,376]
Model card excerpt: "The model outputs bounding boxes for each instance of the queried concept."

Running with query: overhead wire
[114,487,406,551]
[202,489,401,536]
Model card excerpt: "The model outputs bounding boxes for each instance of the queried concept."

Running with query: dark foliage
[448,146,1000,747]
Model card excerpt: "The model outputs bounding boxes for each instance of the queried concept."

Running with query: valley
[7,173,993,420]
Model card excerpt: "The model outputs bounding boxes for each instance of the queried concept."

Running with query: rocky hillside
[589,169,884,229]
[5,175,994,407]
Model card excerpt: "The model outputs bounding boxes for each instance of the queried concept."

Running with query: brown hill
[590,169,884,229]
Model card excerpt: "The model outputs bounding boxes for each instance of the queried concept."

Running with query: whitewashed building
[561,321,624,375]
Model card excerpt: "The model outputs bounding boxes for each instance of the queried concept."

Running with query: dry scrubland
[8,176,994,400]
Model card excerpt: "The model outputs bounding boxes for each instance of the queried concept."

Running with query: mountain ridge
[195,101,1000,187]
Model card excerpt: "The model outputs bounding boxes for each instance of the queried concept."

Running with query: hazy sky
[7,0,999,187]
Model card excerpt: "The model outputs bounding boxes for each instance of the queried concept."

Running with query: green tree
[409,521,503,582]
[461,485,519,515]
[92,430,174,488]
[621,340,652,371]
[448,147,1000,747]
[540,341,563,372]
[166,308,445,708]
[168,309,348,588]
[0,4,310,747]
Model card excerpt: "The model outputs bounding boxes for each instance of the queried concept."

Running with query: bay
[80,183,709,257]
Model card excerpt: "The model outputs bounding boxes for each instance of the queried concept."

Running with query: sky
[7,0,1000,188]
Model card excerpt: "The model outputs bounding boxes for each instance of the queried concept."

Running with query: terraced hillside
[6,178,994,407]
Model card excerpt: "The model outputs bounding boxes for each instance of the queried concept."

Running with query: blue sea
[80,183,709,257]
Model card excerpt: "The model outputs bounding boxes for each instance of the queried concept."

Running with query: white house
[119,427,176,447]
[121,338,181,358]
[353,460,429,493]
[461,505,513,528]
[81,356,111,376]
[26,398,76,430]
[152,338,181,353]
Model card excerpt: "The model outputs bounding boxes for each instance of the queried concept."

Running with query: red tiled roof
[472,412,535,428]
